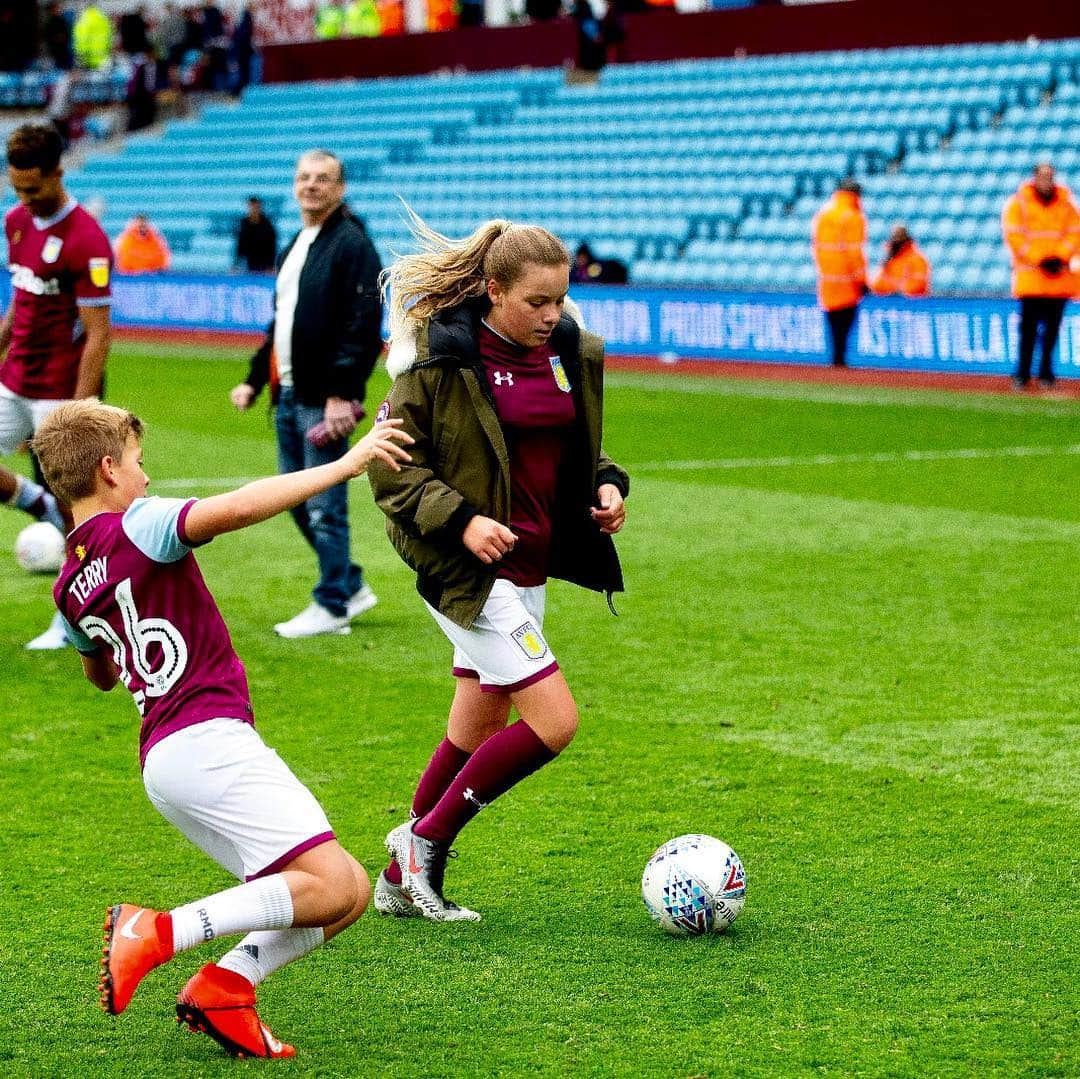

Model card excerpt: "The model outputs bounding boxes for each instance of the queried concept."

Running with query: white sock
[9,473,42,511]
[170,875,294,953]
[216,927,325,987]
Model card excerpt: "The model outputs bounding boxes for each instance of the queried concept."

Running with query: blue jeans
[275,388,362,616]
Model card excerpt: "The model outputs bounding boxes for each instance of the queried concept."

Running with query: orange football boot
[176,963,296,1059]
[99,903,174,1015]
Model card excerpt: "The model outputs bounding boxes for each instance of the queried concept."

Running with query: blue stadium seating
[5,38,1078,292]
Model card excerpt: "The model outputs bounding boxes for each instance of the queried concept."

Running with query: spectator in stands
[73,2,113,71]
[180,5,205,59]
[525,0,562,21]
[229,150,384,639]
[154,1,188,68]
[315,0,346,38]
[119,5,151,54]
[870,226,930,298]
[41,1,75,71]
[812,178,867,368]
[571,242,629,284]
[1002,162,1080,389]
[377,0,405,35]
[230,3,256,95]
[459,0,485,27]
[344,0,381,36]
[427,0,458,31]
[235,196,278,273]
[200,1,230,91]
[0,4,36,73]
[114,214,171,274]
[574,0,607,72]
[124,41,158,133]
[47,66,84,149]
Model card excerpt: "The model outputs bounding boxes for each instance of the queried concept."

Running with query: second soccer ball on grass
[15,521,66,574]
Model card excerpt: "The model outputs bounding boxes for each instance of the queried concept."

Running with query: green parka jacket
[368,298,629,629]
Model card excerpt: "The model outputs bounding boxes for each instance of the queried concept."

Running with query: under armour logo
[463,787,488,810]
[492,371,514,387]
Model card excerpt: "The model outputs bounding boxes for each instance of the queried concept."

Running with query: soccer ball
[642,834,746,936]
[14,521,66,574]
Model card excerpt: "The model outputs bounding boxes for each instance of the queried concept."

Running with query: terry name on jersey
[69,556,108,603]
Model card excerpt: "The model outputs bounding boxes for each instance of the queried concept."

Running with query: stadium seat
[9,37,1075,296]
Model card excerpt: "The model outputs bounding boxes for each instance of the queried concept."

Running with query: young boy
[31,398,412,1059]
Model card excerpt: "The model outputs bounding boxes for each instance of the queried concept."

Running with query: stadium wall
[5,274,1075,379]
[261,0,1080,83]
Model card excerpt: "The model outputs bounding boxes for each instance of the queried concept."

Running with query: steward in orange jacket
[114,215,171,274]
[1001,163,1080,386]
[871,227,930,297]
[812,179,867,366]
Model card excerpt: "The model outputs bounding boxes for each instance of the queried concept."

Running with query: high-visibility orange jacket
[1002,180,1080,299]
[114,222,171,274]
[426,0,457,31]
[377,0,404,34]
[871,242,931,297]
[812,190,867,311]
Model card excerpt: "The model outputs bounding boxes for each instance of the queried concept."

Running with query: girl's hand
[463,516,518,564]
[591,484,626,534]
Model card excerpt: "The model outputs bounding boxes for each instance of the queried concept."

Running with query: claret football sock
[170,875,294,952]
[415,722,555,845]
[217,926,324,987]
[386,737,472,886]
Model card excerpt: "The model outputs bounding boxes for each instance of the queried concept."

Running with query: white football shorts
[426,578,559,693]
[0,384,70,455]
[142,719,335,882]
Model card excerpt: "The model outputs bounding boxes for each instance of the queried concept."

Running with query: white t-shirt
[272,225,321,387]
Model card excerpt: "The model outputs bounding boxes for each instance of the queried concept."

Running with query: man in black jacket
[230,150,384,637]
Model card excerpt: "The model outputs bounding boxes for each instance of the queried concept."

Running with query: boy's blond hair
[30,399,144,505]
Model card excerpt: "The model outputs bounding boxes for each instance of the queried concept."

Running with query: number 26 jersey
[54,497,254,767]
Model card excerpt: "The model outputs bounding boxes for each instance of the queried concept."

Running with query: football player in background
[31,397,412,1059]
[1,123,112,649]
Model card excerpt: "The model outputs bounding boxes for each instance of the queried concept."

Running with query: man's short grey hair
[298,149,346,184]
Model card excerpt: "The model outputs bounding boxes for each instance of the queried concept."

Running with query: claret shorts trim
[427,578,559,694]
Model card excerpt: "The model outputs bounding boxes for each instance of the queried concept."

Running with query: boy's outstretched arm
[183,419,412,545]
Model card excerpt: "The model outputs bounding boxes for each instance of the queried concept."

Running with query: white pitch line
[634,443,1080,472]
[606,371,1080,417]
[150,443,1080,488]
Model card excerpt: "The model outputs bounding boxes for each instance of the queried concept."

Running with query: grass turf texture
[1,341,1077,1078]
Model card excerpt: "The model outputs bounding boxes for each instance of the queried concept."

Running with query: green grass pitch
[1,341,1078,1077]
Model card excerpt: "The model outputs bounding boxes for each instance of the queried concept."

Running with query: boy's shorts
[142,718,335,882]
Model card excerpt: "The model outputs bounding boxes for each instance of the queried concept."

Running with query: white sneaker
[346,584,378,620]
[273,602,350,639]
[26,610,70,651]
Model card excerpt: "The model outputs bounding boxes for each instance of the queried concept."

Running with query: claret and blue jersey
[54,496,254,767]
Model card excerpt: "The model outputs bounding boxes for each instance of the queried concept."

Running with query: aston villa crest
[42,235,63,264]
[548,354,571,393]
